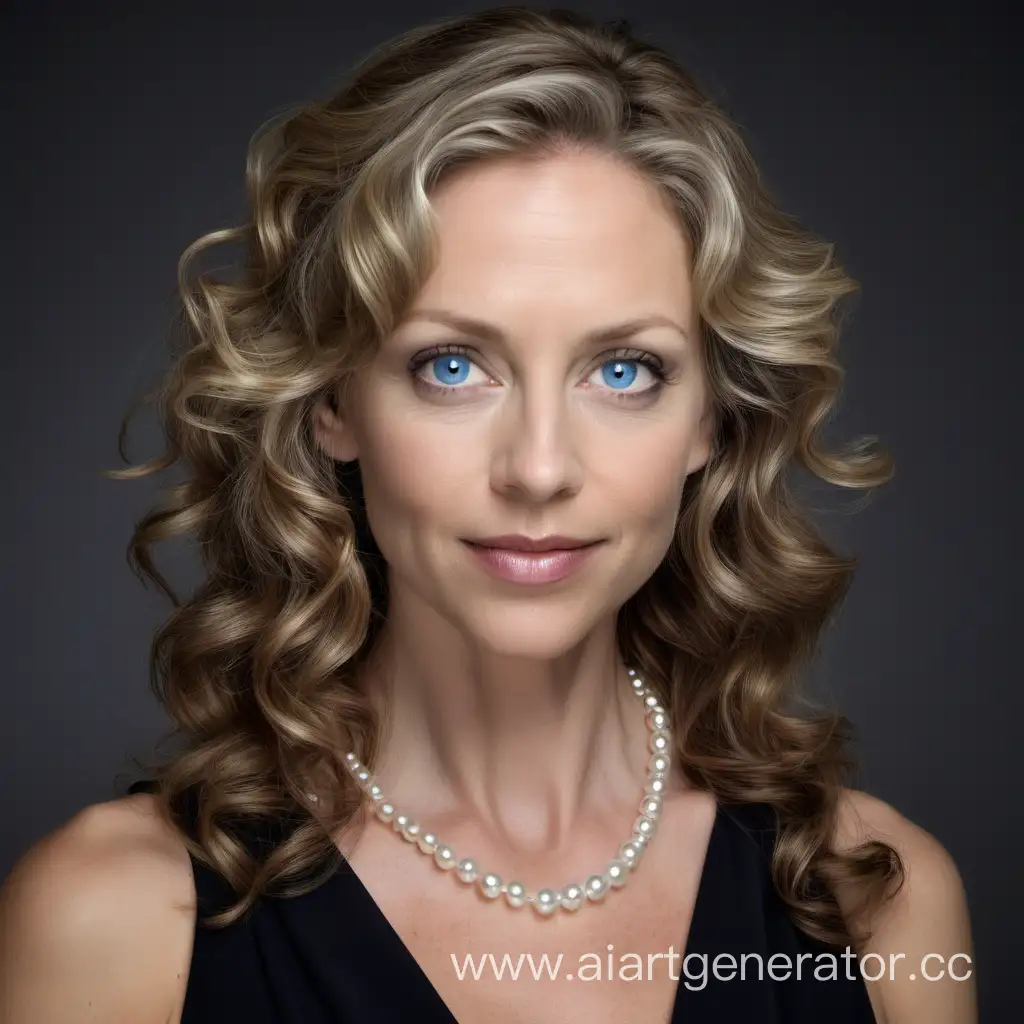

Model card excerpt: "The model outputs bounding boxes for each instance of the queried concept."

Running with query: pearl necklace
[342,667,672,917]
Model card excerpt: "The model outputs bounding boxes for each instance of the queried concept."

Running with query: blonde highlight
[111,7,903,946]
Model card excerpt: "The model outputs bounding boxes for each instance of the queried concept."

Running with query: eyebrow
[400,309,690,346]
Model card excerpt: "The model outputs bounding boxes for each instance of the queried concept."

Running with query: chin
[452,601,613,660]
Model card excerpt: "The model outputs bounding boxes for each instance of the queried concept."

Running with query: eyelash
[407,344,675,401]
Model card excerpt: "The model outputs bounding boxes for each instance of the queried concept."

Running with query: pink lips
[463,541,602,584]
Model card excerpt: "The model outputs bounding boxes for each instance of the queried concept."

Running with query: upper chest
[339,792,719,1024]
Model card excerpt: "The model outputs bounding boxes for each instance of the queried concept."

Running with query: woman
[0,7,975,1023]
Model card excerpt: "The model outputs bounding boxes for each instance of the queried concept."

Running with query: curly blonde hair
[112,6,903,944]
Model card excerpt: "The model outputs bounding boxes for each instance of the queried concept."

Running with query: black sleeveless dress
[129,780,876,1023]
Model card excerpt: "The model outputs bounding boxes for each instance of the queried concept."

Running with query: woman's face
[315,148,712,658]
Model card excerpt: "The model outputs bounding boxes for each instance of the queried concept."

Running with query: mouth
[463,535,602,553]
[461,539,604,584]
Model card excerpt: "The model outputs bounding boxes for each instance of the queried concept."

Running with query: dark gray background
[3,1,1018,1018]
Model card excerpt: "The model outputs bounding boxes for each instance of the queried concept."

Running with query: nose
[490,380,585,505]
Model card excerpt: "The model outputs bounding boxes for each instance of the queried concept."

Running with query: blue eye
[409,345,670,399]
[601,360,639,390]
[430,354,473,387]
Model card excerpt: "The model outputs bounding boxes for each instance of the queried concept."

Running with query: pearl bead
[646,776,667,796]
[619,840,642,868]
[479,873,503,899]
[649,730,671,755]
[344,667,665,916]
[560,883,584,911]
[606,859,629,888]
[647,710,669,731]
[434,844,456,870]
[634,814,657,839]
[534,889,559,915]
[505,881,527,908]
[641,794,662,818]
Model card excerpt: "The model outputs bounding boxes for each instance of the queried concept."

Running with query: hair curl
[111,5,904,944]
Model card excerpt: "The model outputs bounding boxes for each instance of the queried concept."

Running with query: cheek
[599,430,694,525]
[625,478,686,562]
[606,469,688,602]
[356,414,473,542]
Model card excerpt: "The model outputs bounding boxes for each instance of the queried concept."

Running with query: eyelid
[406,342,485,372]
[607,347,666,372]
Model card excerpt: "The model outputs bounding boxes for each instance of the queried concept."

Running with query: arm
[834,789,977,1024]
[0,794,195,1024]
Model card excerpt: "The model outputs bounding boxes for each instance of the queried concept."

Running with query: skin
[0,149,975,1024]
[312,147,713,854]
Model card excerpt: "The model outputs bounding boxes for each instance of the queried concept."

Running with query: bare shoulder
[0,792,196,1024]
[833,788,971,930]
[832,787,977,1024]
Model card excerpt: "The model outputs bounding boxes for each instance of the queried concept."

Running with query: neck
[354,592,651,855]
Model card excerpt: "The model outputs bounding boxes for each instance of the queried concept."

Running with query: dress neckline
[328,800,724,1024]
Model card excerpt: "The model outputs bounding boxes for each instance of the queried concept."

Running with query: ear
[686,404,715,475]
[312,385,360,463]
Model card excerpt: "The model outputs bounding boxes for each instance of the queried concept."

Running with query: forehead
[413,151,694,334]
